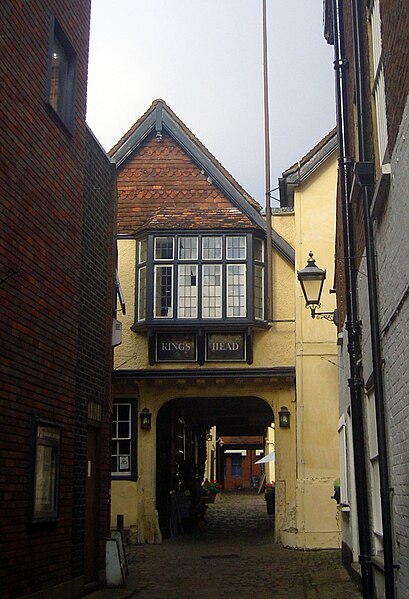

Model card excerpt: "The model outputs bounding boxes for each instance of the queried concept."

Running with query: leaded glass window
[227,264,246,317]
[154,265,173,317]
[179,237,198,260]
[178,264,198,318]
[202,264,222,318]
[202,236,222,260]
[227,236,246,260]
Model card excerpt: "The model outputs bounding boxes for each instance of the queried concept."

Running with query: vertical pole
[262,0,273,323]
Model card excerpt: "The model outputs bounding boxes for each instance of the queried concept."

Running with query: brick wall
[381,0,409,154]
[0,1,96,597]
[71,129,116,578]
[374,100,409,594]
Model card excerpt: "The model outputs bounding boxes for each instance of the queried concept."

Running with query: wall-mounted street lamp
[140,408,152,430]
[278,406,291,428]
[297,252,338,324]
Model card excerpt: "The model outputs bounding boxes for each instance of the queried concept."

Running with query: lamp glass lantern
[140,408,152,430]
[297,252,326,314]
[278,406,290,428]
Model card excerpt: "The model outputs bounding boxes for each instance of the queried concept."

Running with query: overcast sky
[86,1,335,207]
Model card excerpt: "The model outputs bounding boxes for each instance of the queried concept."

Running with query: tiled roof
[111,100,295,264]
[116,131,257,234]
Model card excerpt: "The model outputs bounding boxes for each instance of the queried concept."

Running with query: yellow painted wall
[290,150,341,549]
[111,376,297,544]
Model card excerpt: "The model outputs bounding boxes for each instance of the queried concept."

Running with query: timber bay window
[136,233,266,324]
[254,238,265,320]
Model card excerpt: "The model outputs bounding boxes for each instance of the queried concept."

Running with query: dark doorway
[155,396,274,539]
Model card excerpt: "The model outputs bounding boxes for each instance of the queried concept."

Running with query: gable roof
[110,99,295,264]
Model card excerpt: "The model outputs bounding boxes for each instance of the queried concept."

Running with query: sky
[86,0,336,208]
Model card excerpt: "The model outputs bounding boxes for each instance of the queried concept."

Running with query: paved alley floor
[88,492,362,599]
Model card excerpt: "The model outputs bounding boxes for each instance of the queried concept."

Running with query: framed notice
[32,422,61,522]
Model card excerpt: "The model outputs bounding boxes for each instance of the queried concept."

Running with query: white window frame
[177,264,198,318]
[154,236,174,261]
[366,389,383,553]
[112,403,132,477]
[338,414,350,507]
[154,264,174,318]
[227,263,246,317]
[369,0,388,164]
[202,264,222,318]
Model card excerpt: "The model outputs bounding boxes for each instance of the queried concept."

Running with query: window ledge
[132,320,268,332]
[372,554,385,572]
[371,162,391,218]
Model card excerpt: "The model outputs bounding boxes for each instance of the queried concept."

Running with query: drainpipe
[330,1,373,596]
[262,0,273,323]
[350,1,395,596]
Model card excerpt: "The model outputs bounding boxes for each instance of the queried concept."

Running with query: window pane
[231,455,242,477]
[202,236,222,260]
[155,265,173,317]
[227,236,246,260]
[254,264,264,320]
[50,37,68,115]
[155,237,174,260]
[227,264,246,317]
[179,237,198,260]
[202,264,222,318]
[118,421,130,439]
[138,238,147,264]
[48,21,75,129]
[254,238,264,263]
[33,425,60,520]
[138,266,146,321]
[34,444,58,514]
[178,265,198,318]
[117,404,130,420]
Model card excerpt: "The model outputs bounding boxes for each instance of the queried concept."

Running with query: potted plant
[264,482,275,514]
[332,478,341,504]
[202,479,222,503]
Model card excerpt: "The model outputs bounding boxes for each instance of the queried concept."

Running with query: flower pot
[265,490,275,515]
[203,492,216,504]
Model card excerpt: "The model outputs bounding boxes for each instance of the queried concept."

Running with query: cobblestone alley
[89,492,362,599]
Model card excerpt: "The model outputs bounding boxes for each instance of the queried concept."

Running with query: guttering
[351,0,396,595]
[330,0,373,595]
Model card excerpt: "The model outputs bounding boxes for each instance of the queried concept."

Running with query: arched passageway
[156,396,274,539]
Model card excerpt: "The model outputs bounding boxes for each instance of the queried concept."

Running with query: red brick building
[0,2,116,597]
[221,436,264,491]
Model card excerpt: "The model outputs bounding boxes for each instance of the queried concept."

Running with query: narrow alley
[89,492,361,599]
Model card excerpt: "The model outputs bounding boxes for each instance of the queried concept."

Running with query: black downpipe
[350,0,395,596]
[331,0,373,596]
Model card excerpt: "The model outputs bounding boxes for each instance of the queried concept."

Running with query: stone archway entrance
[155,396,274,538]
